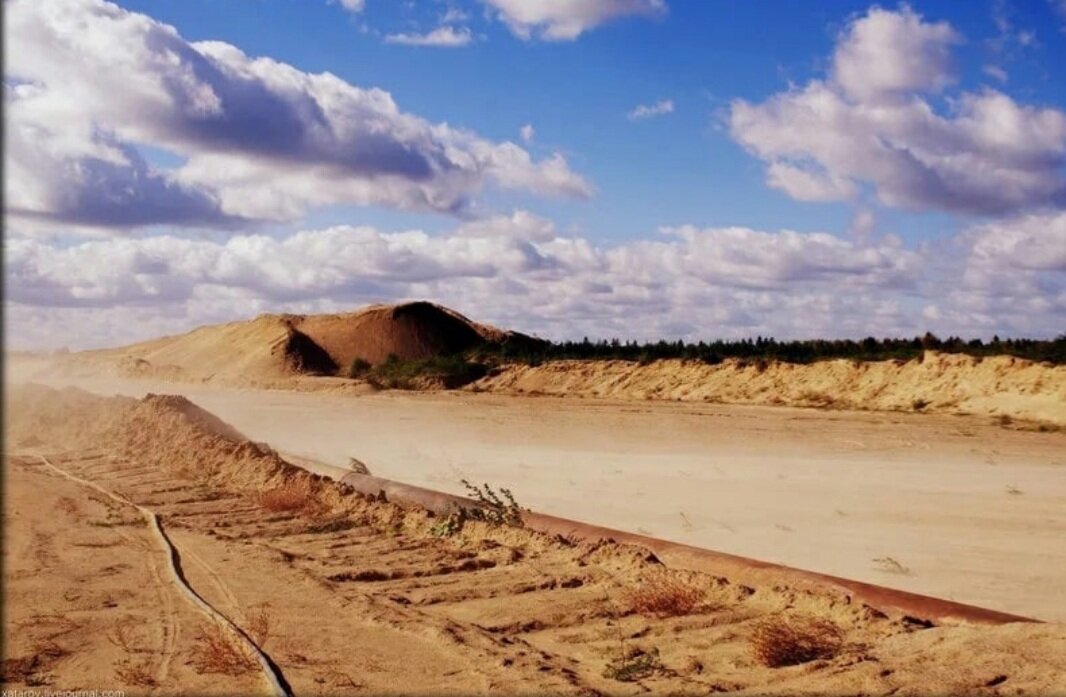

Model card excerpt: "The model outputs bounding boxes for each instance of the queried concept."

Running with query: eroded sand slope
[472,352,1066,424]
[4,385,1066,695]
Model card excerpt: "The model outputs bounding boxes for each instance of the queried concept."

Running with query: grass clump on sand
[626,573,706,617]
[359,354,488,389]
[255,479,324,516]
[114,658,156,687]
[749,615,844,668]
[189,623,255,676]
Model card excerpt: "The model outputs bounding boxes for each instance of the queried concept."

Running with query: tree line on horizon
[473,332,1066,366]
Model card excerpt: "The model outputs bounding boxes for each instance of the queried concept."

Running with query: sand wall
[472,352,1066,425]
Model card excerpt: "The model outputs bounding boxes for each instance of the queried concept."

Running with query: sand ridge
[470,352,1066,425]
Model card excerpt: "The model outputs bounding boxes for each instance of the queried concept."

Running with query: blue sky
[5,0,1066,348]
[116,0,1066,244]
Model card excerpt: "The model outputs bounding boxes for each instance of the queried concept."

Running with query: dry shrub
[626,573,706,617]
[107,619,149,654]
[2,640,67,684]
[255,478,323,516]
[114,658,156,687]
[56,497,79,516]
[189,623,255,676]
[749,615,843,668]
[246,603,273,647]
[321,668,367,689]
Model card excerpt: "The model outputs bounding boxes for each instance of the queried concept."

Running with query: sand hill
[472,353,1066,425]
[60,301,530,385]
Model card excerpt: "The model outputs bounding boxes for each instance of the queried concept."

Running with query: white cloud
[520,124,535,144]
[12,210,1063,350]
[983,64,1008,82]
[965,210,1066,274]
[335,0,365,13]
[729,6,1066,215]
[5,0,590,229]
[384,25,473,47]
[5,213,933,350]
[848,208,876,243]
[937,210,1066,333]
[627,99,674,121]
[481,0,666,41]
[765,162,856,202]
[831,6,959,104]
[441,7,470,24]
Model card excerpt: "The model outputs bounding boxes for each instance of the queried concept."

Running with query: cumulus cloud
[934,210,1066,333]
[832,6,959,103]
[7,219,918,307]
[481,0,666,41]
[5,0,590,229]
[5,211,937,350]
[520,124,535,144]
[5,88,232,228]
[965,210,1066,274]
[729,6,1066,215]
[628,99,674,121]
[12,208,1063,349]
[384,25,473,47]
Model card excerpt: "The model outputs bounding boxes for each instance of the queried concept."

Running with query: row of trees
[473,333,1066,366]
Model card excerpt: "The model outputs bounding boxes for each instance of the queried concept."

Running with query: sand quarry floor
[13,373,1066,625]
[4,384,1066,696]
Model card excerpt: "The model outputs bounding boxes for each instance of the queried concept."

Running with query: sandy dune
[57,302,531,385]
[5,385,1066,695]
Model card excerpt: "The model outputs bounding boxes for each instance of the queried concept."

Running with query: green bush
[460,479,524,527]
[365,354,488,390]
[348,357,372,378]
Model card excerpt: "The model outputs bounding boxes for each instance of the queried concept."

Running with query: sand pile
[6,385,316,496]
[297,301,486,366]
[472,352,1066,425]
[53,301,530,386]
[65,313,336,383]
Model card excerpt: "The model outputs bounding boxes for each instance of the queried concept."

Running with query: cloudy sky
[5,0,1066,349]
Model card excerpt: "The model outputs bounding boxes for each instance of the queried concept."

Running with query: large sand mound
[472,352,1066,425]
[59,301,527,385]
[297,301,486,366]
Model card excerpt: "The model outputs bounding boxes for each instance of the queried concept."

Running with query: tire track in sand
[35,454,293,697]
